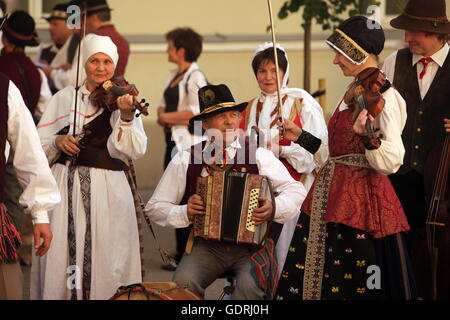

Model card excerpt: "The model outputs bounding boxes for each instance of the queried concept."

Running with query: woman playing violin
[275,16,416,300]
[32,34,147,300]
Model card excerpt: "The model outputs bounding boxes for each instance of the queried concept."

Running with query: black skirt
[275,213,417,300]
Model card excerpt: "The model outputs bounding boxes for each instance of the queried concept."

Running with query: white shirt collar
[412,43,450,67]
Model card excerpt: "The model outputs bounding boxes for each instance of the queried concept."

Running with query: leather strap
[185,228,195,255]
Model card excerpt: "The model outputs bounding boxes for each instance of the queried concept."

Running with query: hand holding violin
[353,109,375,136]
[117,94,136,121]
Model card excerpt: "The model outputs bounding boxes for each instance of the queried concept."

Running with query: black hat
[84,0,112,14]
[189,84,248,125]
[0,10,40,47]
[326,16,385,65]
[44,3,69,22]
[390,0,450,34]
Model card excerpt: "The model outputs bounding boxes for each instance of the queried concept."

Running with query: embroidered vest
[0,53,41,116]
[301,107,410,238]
[393,48,450,174]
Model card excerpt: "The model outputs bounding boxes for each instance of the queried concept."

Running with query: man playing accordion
[146,84,305,300]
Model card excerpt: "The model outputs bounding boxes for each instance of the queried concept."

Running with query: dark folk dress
[163,85,179,169]
[275,105,417,300]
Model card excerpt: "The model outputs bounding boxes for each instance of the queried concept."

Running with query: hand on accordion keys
[188,194,273,225]
[252,197,273,225]
[187,194,206,222]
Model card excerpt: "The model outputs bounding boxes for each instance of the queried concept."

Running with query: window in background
[5,0,29,11]
[4,0,65,27]
[43,0,63,14]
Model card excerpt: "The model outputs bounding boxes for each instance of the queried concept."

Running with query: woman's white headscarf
[82,33,118,69]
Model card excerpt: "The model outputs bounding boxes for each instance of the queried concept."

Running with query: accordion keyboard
[246,188,260,232]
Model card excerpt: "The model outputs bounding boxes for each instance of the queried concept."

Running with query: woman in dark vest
[275,16,417,300]
[32,34,147,300]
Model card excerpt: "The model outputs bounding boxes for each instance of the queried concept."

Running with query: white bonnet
[82,34,118,69]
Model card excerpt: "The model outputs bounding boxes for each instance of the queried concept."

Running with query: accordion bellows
[195,171,270,245]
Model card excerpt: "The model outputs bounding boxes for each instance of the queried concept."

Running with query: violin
[89,77,149,117]
[344,67,390,149]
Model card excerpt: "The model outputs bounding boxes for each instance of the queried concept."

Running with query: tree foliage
[278,0,361,30]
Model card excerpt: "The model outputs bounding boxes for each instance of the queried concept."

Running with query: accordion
[194,170,272,246]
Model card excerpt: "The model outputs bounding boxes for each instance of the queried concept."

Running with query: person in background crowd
[157,27,208,271]
[36,3,80,94]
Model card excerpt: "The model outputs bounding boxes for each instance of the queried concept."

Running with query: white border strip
[128,39,402,53]
[26,39,403,54]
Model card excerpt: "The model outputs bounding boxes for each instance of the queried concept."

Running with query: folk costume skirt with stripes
[30,164,142,300]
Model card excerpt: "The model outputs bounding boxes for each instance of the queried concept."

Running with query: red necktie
[419,57,433,79]
[222,149,227,166]
[217,148,227,168]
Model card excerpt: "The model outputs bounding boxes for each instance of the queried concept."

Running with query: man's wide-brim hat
[189,84,248,125]
[390,0,450,34]
[85,0,113,14]
[0,10,40,47]
[44,3,69,21]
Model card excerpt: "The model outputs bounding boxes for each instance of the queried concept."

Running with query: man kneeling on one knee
[146,84,306,300]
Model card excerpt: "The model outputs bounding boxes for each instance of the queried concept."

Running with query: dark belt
[56,146,129,171]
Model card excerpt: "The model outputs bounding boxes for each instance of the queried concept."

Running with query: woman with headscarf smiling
[31,34,147,300]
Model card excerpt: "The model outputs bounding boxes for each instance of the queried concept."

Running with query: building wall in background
[24,0,449,189]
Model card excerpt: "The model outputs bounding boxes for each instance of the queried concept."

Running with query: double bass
[424,131,450,300]
[412,126,450,300]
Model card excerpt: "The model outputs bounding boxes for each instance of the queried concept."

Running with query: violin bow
[72,2,87,138]
[267,0,284,128]
[0,13,9,31]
